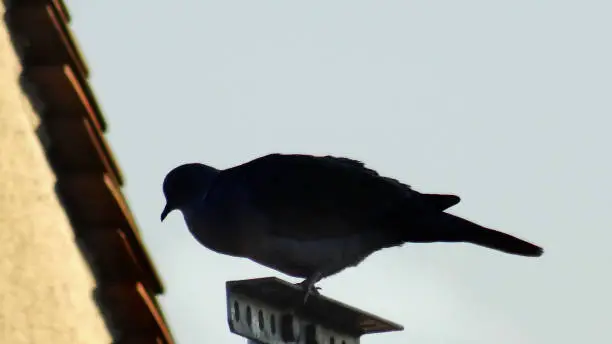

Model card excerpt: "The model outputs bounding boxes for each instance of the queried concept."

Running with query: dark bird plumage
[161,154,543,297]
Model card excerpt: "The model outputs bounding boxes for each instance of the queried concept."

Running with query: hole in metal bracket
[246,306,252,328]
[258,309,265,330]
[281,314,295,342]
[233,301,240,322]
[270,314,276,334]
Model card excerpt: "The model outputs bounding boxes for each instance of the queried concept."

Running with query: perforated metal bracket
[226,277,403,344]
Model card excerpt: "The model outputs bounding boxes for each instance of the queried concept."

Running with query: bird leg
[296,272,323,304]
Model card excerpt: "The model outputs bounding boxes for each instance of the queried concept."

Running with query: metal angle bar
[226,277,404,344]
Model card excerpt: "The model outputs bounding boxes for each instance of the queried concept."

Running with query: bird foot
[295,273,322,304]
[295,281,321,293]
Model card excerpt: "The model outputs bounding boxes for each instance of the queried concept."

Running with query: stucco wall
[0,4,112,344]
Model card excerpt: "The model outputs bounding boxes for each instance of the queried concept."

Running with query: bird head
[161,163,219,221]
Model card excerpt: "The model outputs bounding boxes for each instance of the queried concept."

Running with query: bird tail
[460,224,543,257]
[404,212,544,257]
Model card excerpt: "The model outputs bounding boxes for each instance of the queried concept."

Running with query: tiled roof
[6,1,175,343]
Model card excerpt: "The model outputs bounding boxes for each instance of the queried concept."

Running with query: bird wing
[220,153,456,240]
[420,193,461,211]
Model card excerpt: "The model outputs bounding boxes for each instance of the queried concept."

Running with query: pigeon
[161,153,543,301]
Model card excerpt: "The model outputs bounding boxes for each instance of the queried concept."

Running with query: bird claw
[296,274,322,304]
[301,285,321,304]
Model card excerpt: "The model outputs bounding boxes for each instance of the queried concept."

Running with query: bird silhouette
[161,153,543,302]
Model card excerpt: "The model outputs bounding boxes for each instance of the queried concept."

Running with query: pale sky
[65,1,611,343]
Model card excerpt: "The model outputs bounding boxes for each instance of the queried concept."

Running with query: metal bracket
[226,277,403,344]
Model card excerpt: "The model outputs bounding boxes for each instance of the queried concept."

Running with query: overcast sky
[64,1,610,343]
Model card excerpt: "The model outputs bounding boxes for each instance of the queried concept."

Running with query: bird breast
[181,204,254,257]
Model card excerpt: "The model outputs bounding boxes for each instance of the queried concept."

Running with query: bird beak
[160,204,172,222]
